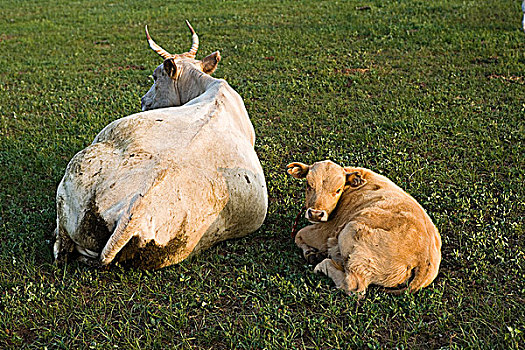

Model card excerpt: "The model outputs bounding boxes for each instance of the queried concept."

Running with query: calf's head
[287,160,367,223]
[141,21,221,111]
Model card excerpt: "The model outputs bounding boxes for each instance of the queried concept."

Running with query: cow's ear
[164,58,177,78]
[345,170,367,189]
[202,51,221,74]
[287,162,310,179]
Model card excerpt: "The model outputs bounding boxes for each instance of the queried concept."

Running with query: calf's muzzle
[306,208,328,222]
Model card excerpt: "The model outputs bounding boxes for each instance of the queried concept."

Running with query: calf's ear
[345,170,367,189]
[202,51,221,74]
[287,162,310,179]
[164,58,177,78]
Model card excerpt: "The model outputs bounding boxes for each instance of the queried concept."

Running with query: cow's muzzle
[305,208,328,223]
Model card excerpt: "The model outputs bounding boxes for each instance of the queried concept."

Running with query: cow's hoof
[75,255,105,269]
[305,249,327,266]
[54,253,67,266]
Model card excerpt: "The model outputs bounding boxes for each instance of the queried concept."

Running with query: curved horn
[145,25,173,60]
[185,20,199,57]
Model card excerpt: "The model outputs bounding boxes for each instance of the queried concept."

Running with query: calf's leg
[295,225,330,265]
[314,258,367,298]
[313,258,346,289]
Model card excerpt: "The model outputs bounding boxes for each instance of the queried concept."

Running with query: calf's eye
[336,188,342,194]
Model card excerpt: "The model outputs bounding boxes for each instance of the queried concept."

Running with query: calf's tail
[381,260,439,295]
[408,257,441,292]
[409,228,442,292]
[383,229,442,294]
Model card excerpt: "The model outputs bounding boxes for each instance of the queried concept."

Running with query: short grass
[0,0,524,348]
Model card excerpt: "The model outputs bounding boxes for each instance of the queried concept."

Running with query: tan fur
[287,160,441,295]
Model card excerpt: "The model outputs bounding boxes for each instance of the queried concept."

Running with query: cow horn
[185,20,199,57]
[145,25,173,60]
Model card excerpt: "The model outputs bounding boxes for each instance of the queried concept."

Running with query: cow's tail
[100,193,142,266]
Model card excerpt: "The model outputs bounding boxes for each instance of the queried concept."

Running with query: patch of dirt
[334,67,370,75]
[0,34,14,42]
[15,326,36,345]
[472,56,499,65]
[487,74,524,84]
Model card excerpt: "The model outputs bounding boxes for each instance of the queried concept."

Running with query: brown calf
[287,160,441,296]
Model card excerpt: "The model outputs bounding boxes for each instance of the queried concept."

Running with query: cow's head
[287,160,367,223]
[141,21,221,111]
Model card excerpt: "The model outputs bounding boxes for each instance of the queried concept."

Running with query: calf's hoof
[304,248,327,265]
[313,258,331,275]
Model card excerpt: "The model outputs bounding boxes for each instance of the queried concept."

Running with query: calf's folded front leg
[295,225,330,265]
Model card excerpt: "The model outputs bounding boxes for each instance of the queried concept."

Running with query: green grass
[1,0,524,348]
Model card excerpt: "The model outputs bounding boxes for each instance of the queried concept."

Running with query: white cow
[54,22,268,269]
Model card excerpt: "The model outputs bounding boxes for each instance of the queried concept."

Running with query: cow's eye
[336,188,342,194]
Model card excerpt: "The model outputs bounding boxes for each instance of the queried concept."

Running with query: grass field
[1,0,524,348]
